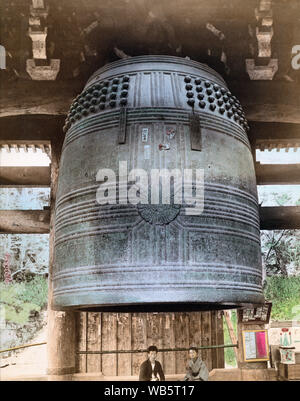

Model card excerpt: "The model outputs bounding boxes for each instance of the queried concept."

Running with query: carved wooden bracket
[246,0,278,80]
[28,27,48,60]
[26,59,61,81]
[26,0,60,80]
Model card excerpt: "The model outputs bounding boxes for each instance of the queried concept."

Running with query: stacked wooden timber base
[278,363,300,381]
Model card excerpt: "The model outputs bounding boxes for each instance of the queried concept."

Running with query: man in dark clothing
[184,346,209,381]
[139,345,165,381]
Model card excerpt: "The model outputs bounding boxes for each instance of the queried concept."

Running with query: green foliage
[264,276,300,320]
[261,230,300,276]
[17,275,48,308]
[271,192,292,206]
[223,311,237,367]
[3,303,41,325]
[260,190,300,277]
[0,276,48,325]
[223,278,300,365]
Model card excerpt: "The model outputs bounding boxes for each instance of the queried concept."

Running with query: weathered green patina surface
[53,56,264,311]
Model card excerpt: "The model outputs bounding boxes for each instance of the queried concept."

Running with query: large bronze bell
[53,56,264,312]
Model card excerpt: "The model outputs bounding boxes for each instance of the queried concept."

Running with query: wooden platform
[1,369,280,381]
[1,373,185,382]
[209,368,277,381]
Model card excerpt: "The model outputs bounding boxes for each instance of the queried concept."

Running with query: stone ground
[0,324,47,380]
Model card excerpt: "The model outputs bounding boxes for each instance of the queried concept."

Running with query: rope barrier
[1,342,238,355]
[0,342,47,354]
[77,343,238,355]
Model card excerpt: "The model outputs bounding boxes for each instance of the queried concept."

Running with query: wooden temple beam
[248,121,300,143]
[0,115,66,142]
[0,115,300,148]
[0,210,50,234]
[0,81,83,118]
[260,206,300,230]
[0,80,300,123]
[229,81,300,124]
[255,163,300,185]
[0,166,51,187]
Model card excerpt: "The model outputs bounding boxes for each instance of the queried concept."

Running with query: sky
[256,149,300,206]
[256,148,300,164]
[0,148,50,166]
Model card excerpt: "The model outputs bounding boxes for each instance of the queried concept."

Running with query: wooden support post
[224,311,238,362]
[249,135,256,165]
[216,311,225,368]
[210,311,218,369]
[47,135,77,377]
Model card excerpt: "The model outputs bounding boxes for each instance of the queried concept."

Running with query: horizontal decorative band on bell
[55,198,259,228]
[54,223,261,248]
[52,280,263,298]
[52,262,262,282]
[56,181,258,210]
[63,109,250,151]
[66,108,247,135]
[55,183,259,213]
[52,286,263,309]
[55,204,139,226]
[54,201,260,236]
